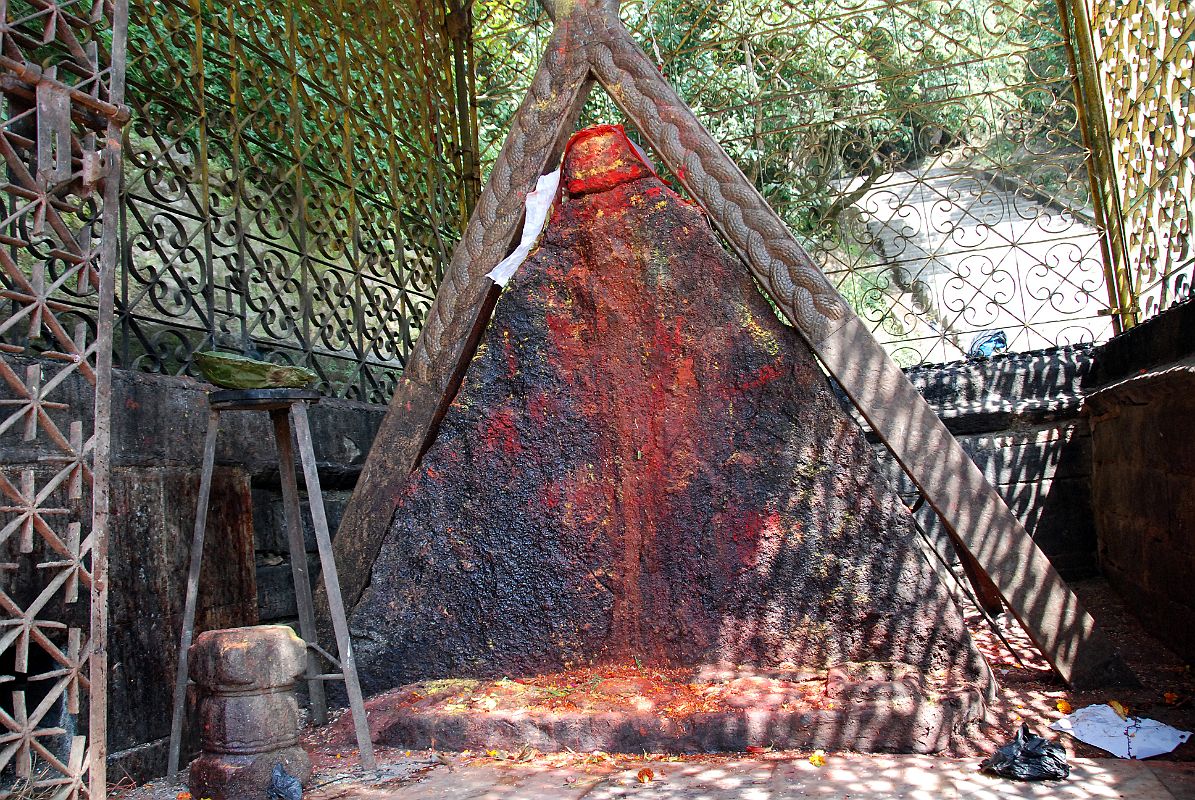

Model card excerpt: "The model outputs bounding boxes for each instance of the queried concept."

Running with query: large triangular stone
[345,126,988,705]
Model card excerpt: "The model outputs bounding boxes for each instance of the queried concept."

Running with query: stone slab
[107,466,258,758]
[328,664,987,756]
[369,698,985,756]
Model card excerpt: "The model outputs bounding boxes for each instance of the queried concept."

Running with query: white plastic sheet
[1050,703,1192,759]
[486,168,562,287]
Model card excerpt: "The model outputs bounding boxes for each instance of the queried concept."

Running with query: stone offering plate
[195,350,317,390]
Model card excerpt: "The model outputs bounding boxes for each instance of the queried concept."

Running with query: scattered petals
[176,793,192,800]
[1056,699,1073,714]
[809,750,826,767]
[1108,700,1130,719]
[636,767,655,784]
[1164,692,1180,705]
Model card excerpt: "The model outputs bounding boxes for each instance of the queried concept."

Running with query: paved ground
[303,753,1195,800]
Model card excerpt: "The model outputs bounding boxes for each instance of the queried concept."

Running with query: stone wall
[1084,298,1195,666]
[868,344,1099,580]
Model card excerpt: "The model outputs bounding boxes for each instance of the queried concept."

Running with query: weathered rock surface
[1087,357,1195,666]
[346,125,988,701]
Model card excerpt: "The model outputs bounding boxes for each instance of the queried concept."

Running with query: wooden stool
[167,389,375,775]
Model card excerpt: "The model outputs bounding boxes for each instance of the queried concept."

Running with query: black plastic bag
[268,762,303,800]
[980,723,1070,781]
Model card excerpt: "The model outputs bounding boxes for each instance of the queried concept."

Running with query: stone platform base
[189,747,311,800]
[334,663,989,755]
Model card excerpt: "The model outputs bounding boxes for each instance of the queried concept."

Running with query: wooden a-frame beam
[325,0,1133,688]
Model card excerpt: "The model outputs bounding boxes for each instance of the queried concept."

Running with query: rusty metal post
[290,403,376,771]
[271,410,329,725]
[90,0,130,793]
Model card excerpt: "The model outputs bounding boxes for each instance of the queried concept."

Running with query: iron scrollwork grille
[1083,0,1194,320]
[0,0,126,798]
[120,0,472,402]
[475,0,1118,366]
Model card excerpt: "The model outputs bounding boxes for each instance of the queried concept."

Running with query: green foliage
[472,0,1081,235]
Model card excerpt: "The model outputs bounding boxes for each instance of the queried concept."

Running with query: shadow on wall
[872,344,1099,580]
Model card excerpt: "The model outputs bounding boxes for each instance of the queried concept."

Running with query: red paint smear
[726,363,784,396]
[563,124,658,197]
[528,392,555,428]
[730,509,778,558]
[481,407,523,457]
[540,127,721,662]
[545,310,586,342]
[501,332,518,378]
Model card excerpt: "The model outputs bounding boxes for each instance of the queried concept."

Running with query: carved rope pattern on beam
[588,26,849,342]
[406,36,587,385]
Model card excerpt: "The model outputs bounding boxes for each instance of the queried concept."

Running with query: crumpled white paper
[486,168,562,287]
[1050,703,1192,759]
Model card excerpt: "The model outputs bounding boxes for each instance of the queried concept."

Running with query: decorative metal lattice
[474,0,1119,366]
[118,0,473,401]
[0,0,126,798]
[1083,0,1193,320]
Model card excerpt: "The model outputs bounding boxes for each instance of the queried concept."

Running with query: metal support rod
[89,2,129,793]
[167,409,220,777]
[0,55,132,123]
[271,409,328,725]
[290,403,376,771]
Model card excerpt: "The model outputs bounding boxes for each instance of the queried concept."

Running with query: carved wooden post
[188,626,312,800]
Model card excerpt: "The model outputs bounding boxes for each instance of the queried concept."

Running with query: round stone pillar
[188,625,312,800]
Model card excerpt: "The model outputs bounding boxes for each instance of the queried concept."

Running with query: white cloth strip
[486,167,563,287]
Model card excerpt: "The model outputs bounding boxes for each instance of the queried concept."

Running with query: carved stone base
[190,748,311,800]
[188,626,312,800]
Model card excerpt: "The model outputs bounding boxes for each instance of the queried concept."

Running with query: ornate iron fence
[118,0,474,402]
[5,0,1179,402]
[1077,0,1193,320]
[0,0,126,798]
[474,0,1120,366]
